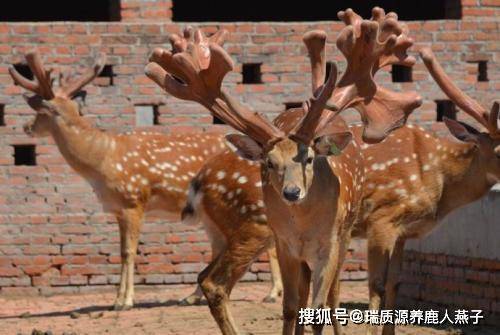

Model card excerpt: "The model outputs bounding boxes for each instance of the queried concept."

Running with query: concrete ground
[0,281,497,335]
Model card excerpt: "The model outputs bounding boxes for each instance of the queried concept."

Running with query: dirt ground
[0,281,497,335]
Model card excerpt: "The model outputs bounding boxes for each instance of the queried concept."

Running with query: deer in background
[354,48,499,335]
[146,7,422,334]
[180,49,499,335]
[9,51,227,310]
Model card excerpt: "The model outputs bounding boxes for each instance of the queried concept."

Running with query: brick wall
[399,187,500,324]
[121,0,172,21]
[400,251,500,325]
[0,0,498,294]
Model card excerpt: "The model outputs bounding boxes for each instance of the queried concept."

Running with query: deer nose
[283,186,301,202]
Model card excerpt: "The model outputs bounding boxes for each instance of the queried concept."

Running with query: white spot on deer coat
[216,171,226,180]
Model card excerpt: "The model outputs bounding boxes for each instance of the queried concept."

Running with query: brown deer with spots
[146,8,421,334]
[182,49,499,335]
[10,51,227,310]
[353,48,499,335]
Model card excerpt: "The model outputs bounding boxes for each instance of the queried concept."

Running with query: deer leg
[114,223,128,309]
[328,232,352,335]
[294,262,311,335]
[381,239,405,335]
[199,224,271,335]
[276,243,301,335]
[310,239,341,335]
[181,234,226,306]
[263,246,284,303]
[114,207,143,311]
[327,280,341,334]
[366,226,397,335]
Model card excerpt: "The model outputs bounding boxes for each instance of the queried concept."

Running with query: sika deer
[145,8,421,334]
[10,51,227,310]
[356,48,500,335]
[183,49,499,335]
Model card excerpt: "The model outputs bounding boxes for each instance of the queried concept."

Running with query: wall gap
[242,63,262,84]
[0,104,5,126]
[436,100,457,122]
[392,64,413,82]
[284,102,303,110]
[96,65,115,86]
[135,104,161,126]
[13,144,36,166]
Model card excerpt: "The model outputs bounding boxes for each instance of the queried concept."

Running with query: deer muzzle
[282,185,301,202]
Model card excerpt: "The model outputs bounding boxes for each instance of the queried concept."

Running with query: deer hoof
[262,295,277,303]
[113,303,133,311]
[179,295,202,306]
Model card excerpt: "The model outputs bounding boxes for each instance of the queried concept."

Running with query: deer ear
[313,131,353,156]
[23,94,58,115]
[443,117,479,144]
[225,134,263,161]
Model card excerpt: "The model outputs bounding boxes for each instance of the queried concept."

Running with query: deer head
[420,48,500,184]
[146,8,421,203]
[9,51,106,137]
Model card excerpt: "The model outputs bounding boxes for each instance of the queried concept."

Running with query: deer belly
[145,194,183,217]
[403,218,439,239]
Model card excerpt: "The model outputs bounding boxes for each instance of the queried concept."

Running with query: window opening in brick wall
[392,64,413,82]
[13,144,36,166]
[242,63,262,84]
[12,63,33,83]
[477,61,488,82]
[96,65,115,86]
[0,0,120,21]
[325,62,334,84]
[0,104,5,126]
[173,0,461,21]
[213,116,225,125]
[135,104,160,126]
[436,100,457,122]
[284,102,303,110]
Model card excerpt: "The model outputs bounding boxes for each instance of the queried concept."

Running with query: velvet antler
[420,47,499,138]
[145,27,285,149]
[291,8,421,145]
[9,51,106,100]
[323,7,422,143]
[288,30,338,144]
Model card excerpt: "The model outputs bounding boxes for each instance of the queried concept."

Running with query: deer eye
[266,159,274,169]
[306,156,314,164]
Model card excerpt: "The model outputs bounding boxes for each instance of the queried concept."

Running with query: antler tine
[419,47,495,133]
[61,53,106,99]
[288,30,343,145]
[146,27,284,148]
[8,65,39,94]
[289,54,338,145]
[218,90,285,148]
[303,30,327,94]
[10,51,56,100]
[209,29,229,46]
[25,51,55,100]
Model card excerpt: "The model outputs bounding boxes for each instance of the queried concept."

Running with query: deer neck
[437,139,489,218]
[49,114,112,178]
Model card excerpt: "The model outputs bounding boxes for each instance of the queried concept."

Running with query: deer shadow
[0,299,193,320]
